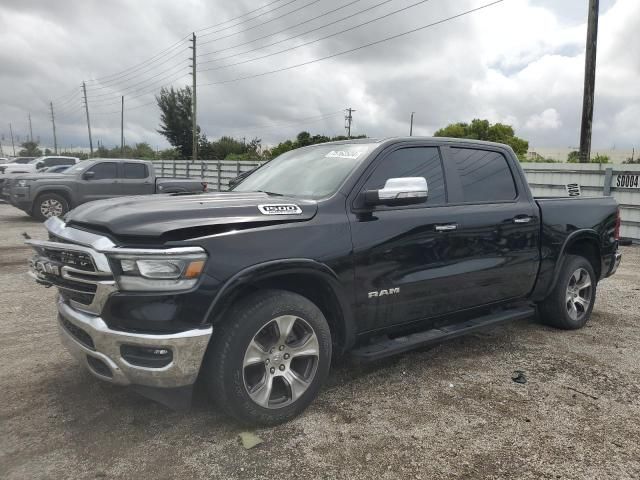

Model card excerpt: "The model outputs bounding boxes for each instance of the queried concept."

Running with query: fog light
[121,345,173,368]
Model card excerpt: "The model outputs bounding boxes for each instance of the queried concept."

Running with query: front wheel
[204,289,332,426]
[32,193,69,221]
[538,254,597,330]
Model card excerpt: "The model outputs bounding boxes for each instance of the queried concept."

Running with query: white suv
[2,156,79,175]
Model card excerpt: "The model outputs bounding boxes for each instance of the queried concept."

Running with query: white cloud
[525,108,562,129]
[0,0,637,152]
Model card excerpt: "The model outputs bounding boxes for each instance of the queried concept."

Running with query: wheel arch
[546,229,602,297]
[32,188,73,213]
[204,259,356,354]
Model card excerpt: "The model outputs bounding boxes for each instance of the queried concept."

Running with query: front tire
[204,289,332,426]
[538,255,596,330]
[33,193,69,221]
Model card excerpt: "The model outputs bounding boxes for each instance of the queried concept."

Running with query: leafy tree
[156,86,200,158]
[434,119,529,159]
[567,151,610,163]
[18,140,43,157]
[263,131,367,159]
[567,150,580,163]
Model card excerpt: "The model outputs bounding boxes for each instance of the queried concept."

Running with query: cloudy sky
[0,0,637,153]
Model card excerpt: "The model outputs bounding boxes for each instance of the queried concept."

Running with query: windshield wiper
[256,190,284,196]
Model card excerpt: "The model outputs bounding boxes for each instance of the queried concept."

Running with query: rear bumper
[604,251,622,278]
[57,297,212,389]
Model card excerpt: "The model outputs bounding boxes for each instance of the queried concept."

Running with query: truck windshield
[233,143,375,199]
[63,161,91,175]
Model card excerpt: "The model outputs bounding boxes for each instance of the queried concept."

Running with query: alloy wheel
[242,315,319,409]
[565,267,592,321]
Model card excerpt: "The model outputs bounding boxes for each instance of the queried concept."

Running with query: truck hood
[66,192,318,239]
[9,173,67,181]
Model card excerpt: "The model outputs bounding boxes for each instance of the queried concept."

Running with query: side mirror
[363,177,428,207]
[83,171,95,180]
[36,162,44,169]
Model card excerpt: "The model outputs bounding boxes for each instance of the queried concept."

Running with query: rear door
[118,162,154,196]
[76,161,121,203]
[439,145,539,309]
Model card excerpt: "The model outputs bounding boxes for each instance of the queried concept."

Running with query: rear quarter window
[452,148,517,203]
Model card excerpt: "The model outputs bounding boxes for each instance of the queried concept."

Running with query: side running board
[350,306,535,362]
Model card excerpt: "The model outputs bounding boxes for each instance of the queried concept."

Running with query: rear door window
[451,148,516,202]
[123,162,148,179]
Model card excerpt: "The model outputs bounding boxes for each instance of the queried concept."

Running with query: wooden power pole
[190,33,198,161]
[82,82,94,155]
[121,96,125,156]
[579,0,599,163]
[409,112,415,136]
[49,102,58,154]
[345,108,355,138]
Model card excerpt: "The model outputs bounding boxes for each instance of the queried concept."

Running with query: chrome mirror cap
[378,177,428,200]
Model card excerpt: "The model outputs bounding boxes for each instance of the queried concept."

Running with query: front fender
[203,258,356,351]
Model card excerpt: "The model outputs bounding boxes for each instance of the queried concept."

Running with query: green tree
[567,150,580,163]
[434,119,529,159]
[18,140,43,157]
[156,86,199,159]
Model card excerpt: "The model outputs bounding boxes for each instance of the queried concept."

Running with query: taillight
[201,182,208,192]
[614,208,621,241]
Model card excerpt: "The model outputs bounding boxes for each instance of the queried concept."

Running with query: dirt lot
[0,203,639,480]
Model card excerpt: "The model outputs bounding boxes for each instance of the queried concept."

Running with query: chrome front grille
[26,220,118,315]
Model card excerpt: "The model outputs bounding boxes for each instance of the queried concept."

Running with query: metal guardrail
[151,160,264,192]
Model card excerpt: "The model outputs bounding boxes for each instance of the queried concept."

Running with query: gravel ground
[1,203,639,480]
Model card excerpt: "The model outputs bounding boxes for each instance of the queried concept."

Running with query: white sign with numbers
[616,174,640,189]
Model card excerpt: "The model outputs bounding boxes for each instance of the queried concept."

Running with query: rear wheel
[538,255,596,329]
[32,193,69,221]
[204,289,332,425]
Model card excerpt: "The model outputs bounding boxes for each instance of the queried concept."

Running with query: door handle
[513,216,533,224]
[435,224,458,232]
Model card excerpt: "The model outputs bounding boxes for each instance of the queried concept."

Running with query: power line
[197,0,386,62]
[198,0,433,73]
[195,0,292,34]
[87,59,189,99]
[198,0,504,88]
[199,0,303,39]
[88,45,190,90]
[199,0,321,46]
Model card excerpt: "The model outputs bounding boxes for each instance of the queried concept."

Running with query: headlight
[17,179,30,187]
[110,252,207,291]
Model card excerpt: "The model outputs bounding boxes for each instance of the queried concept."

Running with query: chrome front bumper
[57,298,212,388]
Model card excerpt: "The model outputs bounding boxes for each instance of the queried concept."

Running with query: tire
[538,254,597,330]
[204,289,332,426]
[33,193,69,221]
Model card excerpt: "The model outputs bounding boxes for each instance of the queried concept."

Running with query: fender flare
[31,187,75,209]
[204,258,356,351]
[545,229,601,297]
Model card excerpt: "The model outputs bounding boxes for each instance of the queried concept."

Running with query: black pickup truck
[25,137,621,425]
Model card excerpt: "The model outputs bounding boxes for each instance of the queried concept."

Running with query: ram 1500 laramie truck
[25,137,622,425]
[8,158,207,220]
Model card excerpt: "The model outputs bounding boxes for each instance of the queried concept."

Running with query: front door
[349,145,458,332]
[77,161,121,203]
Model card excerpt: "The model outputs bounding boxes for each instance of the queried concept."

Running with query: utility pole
[28,113,33,142]
[121,96,125,156]
[345,107,355,139]
[409,112,415,136]
[49,102,58,154]
[190,33,197,161]
[9,123,15,156]
[579,0,599,163]
[81,81,94,155]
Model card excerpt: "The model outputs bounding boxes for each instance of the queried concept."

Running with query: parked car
[0,156,36,173]
[25,137,621,425]
[7,158,207,220]
[1,155,79,175]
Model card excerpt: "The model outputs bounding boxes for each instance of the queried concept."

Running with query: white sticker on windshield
[325,150,363,160]
[258,204,303,215]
